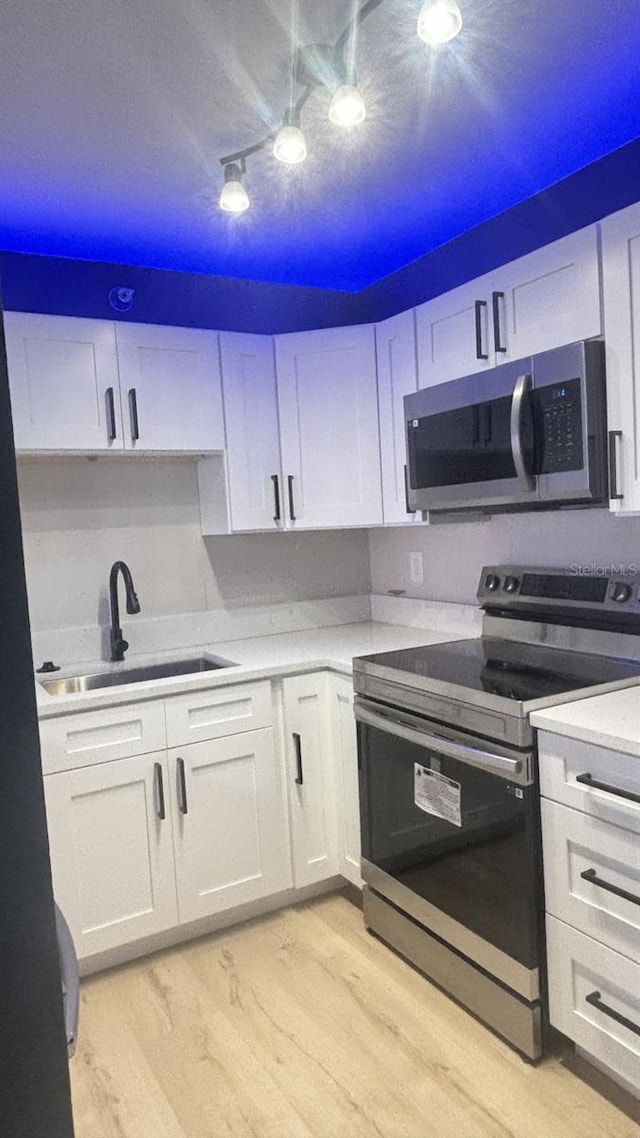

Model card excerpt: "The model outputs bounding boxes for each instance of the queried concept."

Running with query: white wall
[369,509,640,604]
[17,458,371,632]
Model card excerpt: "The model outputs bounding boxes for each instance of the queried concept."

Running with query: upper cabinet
[375,309,421,525]
[4,313,121,452]
[416,226,602,388]
[601,201,640,515]
[275,324,382,529]
[4,313,224,454]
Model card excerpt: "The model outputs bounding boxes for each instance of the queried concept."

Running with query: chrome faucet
[109,561,141,662]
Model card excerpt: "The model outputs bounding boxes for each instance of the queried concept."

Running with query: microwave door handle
[510,373,536,491]
[354,701,522,778]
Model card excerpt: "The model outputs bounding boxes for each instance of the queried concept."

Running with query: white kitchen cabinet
[281,673,339,888]
[169,728,292,924]
[44,752,178,959]
[219,332,283,531]
[416,226,601,388]
[275,324,383,528]
[3,313,122,451]
[602,200,640,514]
[331,675,361,887]
[114,322,224,452]
[375,309,422,525]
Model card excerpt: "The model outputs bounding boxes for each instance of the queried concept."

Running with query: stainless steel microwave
[404,341,608,516]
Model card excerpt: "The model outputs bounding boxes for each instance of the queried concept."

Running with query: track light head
[273,109,308,165]
[417,0,463,46]
[219,162,250,213]
[329,84,366,127]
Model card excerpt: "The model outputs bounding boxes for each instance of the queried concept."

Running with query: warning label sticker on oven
[414,764,462,827]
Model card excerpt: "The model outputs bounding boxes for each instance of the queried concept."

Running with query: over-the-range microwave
[404,341,609,516]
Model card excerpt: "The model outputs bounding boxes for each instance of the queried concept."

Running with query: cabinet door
[275,325,383,528]
[331,675,361,887]
[282,673,339,888]
[44,753,177,959]
[4,313,122,452]
[220,332,283,531]
[376,309,422,525]
[415,273,495,388]
[170,728,291,924]
[494,225,601,362]
[602,202,640,514]
[115,323,224,452]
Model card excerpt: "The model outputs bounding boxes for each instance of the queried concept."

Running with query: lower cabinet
[331,675,362,887]
[44,751,179,958]
[169,729,292,924]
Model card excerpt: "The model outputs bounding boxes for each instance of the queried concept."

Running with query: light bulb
[219,163,250,213]
[273,123,307,165]
[417,0,463,45]
[329,85,366,128]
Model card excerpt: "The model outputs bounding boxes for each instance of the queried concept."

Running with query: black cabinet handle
[106,387,117,442]
[293,733,303,785]
[288,475,296,521]
[271,474,281,522]
[576,772,640,805]
[474,300,489,361]
[492,291,507,353]
[581,867,640,907]
[128,388,140,442]
[154,762,166,821]
[177,757,188,814]
[585,991,640,1038]
[608,430,623,501]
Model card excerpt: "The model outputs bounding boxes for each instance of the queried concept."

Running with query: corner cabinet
[4,313,224,454]
[602,201,640,514]
[375,309,421,525]
[415,226,602,388]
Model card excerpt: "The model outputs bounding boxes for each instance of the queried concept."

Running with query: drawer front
[539,731,640,833]
[39,702,166,774]
[165,681,272,747]
[542,798,640,962]
[546,915,640,1096]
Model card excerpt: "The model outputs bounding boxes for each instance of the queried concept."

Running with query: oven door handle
[354,701,523,778]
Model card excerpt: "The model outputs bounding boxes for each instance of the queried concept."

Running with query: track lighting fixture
[219,162,250,214]
[218,0,464,214]
[417,0,463,46]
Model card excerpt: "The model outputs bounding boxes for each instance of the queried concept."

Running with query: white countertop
[531,685,640,756]
[36,621,468,719]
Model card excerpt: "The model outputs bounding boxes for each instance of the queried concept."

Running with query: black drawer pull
[608,430,623,501]
[576,772,640,805]
[271,474,281,522]
[580,868,640,908]
[293,733,303,786]
[288,474,296,521]
[177,757,188,815]
[474,300,489,361]
[154,762,166,821]
[106,387,117,442]
[128,388,140,441]
[585,991,640,1038]
[492,291,507,353]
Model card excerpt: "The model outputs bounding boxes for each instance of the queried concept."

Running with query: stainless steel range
[353,565,640,1060]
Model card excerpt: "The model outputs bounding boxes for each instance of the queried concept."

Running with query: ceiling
[1,0,639,291]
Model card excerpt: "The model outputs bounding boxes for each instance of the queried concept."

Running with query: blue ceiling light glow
[0,1,639,290]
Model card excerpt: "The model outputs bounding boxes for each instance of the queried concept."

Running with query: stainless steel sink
[39,655,236,696]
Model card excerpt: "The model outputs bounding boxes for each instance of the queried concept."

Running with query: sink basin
[39,655,236,696]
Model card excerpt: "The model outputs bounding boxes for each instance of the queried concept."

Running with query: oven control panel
[478,565,640,615]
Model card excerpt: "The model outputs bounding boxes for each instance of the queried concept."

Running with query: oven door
[355,697,541,994]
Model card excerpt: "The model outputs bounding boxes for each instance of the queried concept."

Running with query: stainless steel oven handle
[510,373,536,491]
[354,701,523,778]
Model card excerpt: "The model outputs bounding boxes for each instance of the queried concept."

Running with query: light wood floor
[70,893,639,1138]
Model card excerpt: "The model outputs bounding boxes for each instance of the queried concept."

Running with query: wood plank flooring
[70,893,639,1138]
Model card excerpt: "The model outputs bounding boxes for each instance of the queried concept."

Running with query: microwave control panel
[537,376,583,473]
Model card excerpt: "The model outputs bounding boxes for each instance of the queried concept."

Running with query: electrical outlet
[409,551,424,585]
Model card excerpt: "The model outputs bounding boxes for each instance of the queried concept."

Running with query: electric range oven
[353,565,640,1059]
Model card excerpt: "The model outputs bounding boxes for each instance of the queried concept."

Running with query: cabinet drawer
[539,731,640,833]
[546,915,640,1096]
[542,799,640,962]
[165,681,272,747]
[39,702,166,774]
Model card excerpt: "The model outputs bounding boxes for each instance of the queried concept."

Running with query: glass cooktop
[358,637,640,704]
